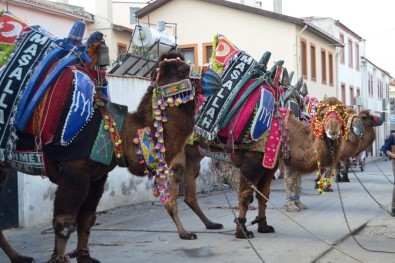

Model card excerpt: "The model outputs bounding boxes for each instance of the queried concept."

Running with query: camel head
[359,109,383,128]
[345,107,364,138]
[311,97,348,140]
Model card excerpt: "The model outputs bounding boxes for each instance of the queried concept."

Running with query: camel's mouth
[325,129,341,140]
[373,115,383,127]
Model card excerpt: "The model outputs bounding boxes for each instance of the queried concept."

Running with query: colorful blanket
[0,26,55,160]
[90,101,128,166]
[194,51,257,140]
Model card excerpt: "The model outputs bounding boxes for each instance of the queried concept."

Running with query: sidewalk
[1,158,395,263]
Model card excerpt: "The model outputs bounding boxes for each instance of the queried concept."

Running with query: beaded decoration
[94,97,123,160]
[315,150,336,195]
[311,103,348,139]
[133,63,196,202]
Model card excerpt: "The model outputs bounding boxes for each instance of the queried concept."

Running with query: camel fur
[166,97,348,239]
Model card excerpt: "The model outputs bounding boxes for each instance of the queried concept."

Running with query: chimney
[273,0,282,14]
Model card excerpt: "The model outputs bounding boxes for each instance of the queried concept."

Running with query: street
[1,157,395,263]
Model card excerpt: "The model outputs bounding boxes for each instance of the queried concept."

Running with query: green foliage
[0,44,15,66]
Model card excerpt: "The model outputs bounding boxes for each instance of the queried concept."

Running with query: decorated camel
[162,34,350,240]
[283,107,382,212]
[0,17,221,263]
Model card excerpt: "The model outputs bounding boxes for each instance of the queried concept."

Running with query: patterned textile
[0,11,27,45]
[261,108,289,169]
[90,102,127,166]
[217,79,262,142]
[60,69,96,145]
[26,66,74,144]
[0,27,55,160]
[250,86,275,141]
[212,34,240,70]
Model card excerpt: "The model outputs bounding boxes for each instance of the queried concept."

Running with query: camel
[283,108,382,212]
[0,49,221,262]
[166,96,348,239]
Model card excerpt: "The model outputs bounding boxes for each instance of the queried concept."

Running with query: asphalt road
[1,157,395,263]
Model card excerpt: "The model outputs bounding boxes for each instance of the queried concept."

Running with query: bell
[97,43,110,67]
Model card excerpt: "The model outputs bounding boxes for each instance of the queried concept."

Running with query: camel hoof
[294,200,307,209]
[47,254,70,263]
[257,225,275,233]
[235,230,254,239]
[206,223,223,230]
[285,201,300,212]
[342,177,350,182]
[179,232,198,240]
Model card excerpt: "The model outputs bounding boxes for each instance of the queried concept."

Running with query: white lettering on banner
[198,147,231,162]
[73,91,92,120]
[258,107,273,126]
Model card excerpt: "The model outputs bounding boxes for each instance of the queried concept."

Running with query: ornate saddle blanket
[0,26,55,160]
[194,51,257,140]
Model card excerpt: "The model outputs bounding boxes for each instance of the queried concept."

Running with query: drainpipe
[295,25,308,80]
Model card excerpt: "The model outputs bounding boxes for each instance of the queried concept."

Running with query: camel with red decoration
[283,107,382,212]
[0,20,221,263]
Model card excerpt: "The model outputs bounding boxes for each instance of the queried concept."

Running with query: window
[348,38,353,68]
[355,43,360,71]
[321,48,326,84]
[339,33,345,64]
[310,43,316,81]
[300,38,307,78]
[202,42,213,64]
[368,73,373,97]
[356,87,361,97]
[349,85,354,105]
[130,7,140,24]
[341,83,346,104]
[117,43,127,57]
[328,52,334,86]
[178,44,198,64]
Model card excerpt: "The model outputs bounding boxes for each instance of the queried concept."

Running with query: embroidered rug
[90,101,128,166]
[25,66,74,144]
[0,26,55,160]
[249,108,289,169]
[61,68,96,145]
[217,79,262,142]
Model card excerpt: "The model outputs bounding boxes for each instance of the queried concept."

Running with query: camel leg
[182,155,223,230]
[165,156,197,240]
[166,145,223,240]
[68,174,107,263]
[235,175,255,239]
[283,165,300,212]
[254,169,275,233]
[48,169,90,263]
[0,230,35,263]
[293,171,307,209]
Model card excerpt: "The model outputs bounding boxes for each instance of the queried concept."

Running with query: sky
[65,0,395,77]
